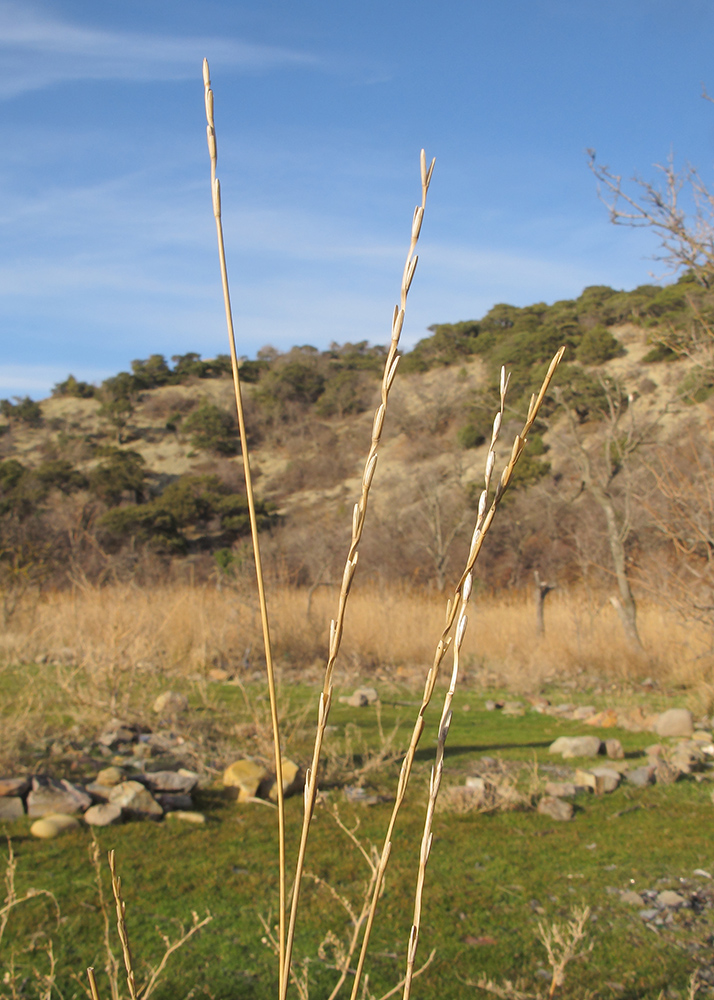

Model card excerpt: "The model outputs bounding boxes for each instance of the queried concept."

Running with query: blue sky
[2,0,714,399]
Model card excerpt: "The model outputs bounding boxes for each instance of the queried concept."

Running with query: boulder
[84,803,123,827]
[267,760,303,803]
[544,781,582,798]
[657,890,686,909]
[27,777,91,817]
[153,691,189,715]
[585,709,619,728]
[0,797,24,821]
[537,796,573,821]
[0,777,29,798]
[620,890,644,905]
[86,782,115,803]
[108,781,163,819]
[655,709,694,738]
[223,759,269,802]
[30,813,80,839]
[549,736,603,759]
[605,738,625,760]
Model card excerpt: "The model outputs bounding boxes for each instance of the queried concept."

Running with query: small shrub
[576,324,624,365]
[183,401,239,455]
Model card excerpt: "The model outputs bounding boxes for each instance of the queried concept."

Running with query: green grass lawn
[1,678,712,999]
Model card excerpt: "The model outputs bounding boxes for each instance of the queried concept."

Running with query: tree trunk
[596,490,643,648]
[534,571,556,636]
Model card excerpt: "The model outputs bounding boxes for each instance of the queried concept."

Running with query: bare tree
[555,377,656,647]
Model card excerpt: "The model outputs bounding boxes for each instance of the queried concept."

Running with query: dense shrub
[576,325,624,365]
[0,396,43,426]
[183,402,239,455]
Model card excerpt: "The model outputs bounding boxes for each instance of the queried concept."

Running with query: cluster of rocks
[486,699,703,737]
[445,705,714,822]
[0,766,204,839]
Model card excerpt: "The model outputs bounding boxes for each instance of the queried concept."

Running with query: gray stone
[572,705,597,720]
[98,721,138,748]
[141,770,198,794]
[86,782,114,802]
[657,890,686,909]
[639,908,659,921]
[589,767,621,793]
[0,797,24,821]
[544,781,579,797]
[655,709,694,738]
[153,691,189,714]
[27,777,91,817]
[0,777,29,797]
[537,796,573,821]
[654,759,682,784]
[84,803,122,827]
[626,766,656,788]
[620,890,643,905]
[108,780,163,819]
[549,736,603,759]
[605,739,625,760]
[340,687,379,708]
[156,793,194,812]
[165,810,206,825]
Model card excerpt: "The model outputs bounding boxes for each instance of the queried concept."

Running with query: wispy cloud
[0,1,318,98]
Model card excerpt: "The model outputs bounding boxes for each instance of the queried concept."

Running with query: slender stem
[349,349,565,1000]
[87,968,101,1000]
[281,150,435,1000]
[203,59,286,990]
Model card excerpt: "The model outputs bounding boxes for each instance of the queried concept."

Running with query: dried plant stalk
[108,850,137,1000]
[349,349,564,1000]
[203,58,287,984]
[87,967,102,1000]
[281,149,435,1000]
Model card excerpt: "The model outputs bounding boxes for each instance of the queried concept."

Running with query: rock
[267,760,303,803]
[619,706,658,732]
[30,813,80,839]
[153,691,189,715]
[544,781,588,797]
[572,706,596,721]
[657,890,686,909]
[549,736,603,759]
[108,781,163,819]
[166,810,206,825]
[574,769,598,792]
[96,766,124,786]
[605,739,625,760]
[537,796,573,821]
[655,708,694,738]
[645,743,665,759]
[98,720,140,748]
[0,797,24,821]
[502,701,525,717]
[339,687,379,708]
[638,908,659,921]
[156,793,194,812]
[585,709,619,728]
[86,783,115,803]
[84,803,122,827]
[620,890,643,905]
[27,777,91,817]
[693,730,713,742]
[343,785,382,807]
[654,759,682,784]
[0,777,29,797]
[626,766,656,788]
[141,770,198,794]
[223,759,269,802]
[589,767,621,793]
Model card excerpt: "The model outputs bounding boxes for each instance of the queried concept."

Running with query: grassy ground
[2,682,712,1000]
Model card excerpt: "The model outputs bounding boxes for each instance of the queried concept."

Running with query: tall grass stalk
[281,148,435,1000]
[349,351,564,1000]
[202,58,287,984]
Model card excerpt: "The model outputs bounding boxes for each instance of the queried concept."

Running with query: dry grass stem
[108,850,137,1000]
[537,905,592,999]
[349,352,564,1000]
[203,57,287,982]
[282,148,435,1000]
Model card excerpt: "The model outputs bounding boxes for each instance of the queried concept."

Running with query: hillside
[1,276,713,615]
